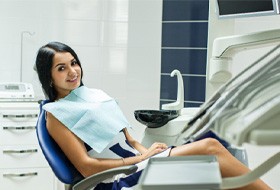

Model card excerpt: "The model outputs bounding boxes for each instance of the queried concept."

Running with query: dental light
[209,28,280,83]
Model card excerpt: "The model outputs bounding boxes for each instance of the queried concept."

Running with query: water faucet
[162,69,184,111]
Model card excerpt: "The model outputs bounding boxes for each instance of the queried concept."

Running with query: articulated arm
[209,29,280,82]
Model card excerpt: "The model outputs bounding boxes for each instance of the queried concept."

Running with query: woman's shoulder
[45,111,62,132]
[45,111,61,126]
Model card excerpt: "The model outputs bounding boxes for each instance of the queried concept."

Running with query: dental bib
[43,86,131,153]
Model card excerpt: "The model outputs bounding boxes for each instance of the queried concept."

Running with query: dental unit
[135,29,280,147]
[136,29,280,189]
[134,69,199,148]
[184,29,280,145]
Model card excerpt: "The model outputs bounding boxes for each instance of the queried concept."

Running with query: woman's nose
[68,67,77,76]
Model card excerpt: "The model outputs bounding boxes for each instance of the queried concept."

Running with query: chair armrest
[73,165,138,190]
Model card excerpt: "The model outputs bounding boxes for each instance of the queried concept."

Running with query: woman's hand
[140,142,168,160]
[122,128,148,154]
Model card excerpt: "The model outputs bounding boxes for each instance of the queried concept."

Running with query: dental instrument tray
[139,155,222,190]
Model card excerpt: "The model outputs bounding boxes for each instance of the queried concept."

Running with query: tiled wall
[160,0,209,108]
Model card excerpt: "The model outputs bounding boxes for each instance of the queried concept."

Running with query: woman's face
[51,52,81,99]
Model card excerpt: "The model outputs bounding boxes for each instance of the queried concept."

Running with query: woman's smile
[67,76,78,82]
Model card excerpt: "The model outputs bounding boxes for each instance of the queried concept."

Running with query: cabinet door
[0,122,37,145]
[0,145,49,168]
[0,168,55,190]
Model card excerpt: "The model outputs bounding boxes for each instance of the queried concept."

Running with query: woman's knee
[200,138,225,155]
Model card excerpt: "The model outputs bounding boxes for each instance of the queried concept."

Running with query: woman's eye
[58,66,65,71]
[71,60,78,65]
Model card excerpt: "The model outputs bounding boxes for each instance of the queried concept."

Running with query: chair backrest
[36,100,84,185]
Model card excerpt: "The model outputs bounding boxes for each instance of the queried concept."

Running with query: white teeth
[69,76,77,81]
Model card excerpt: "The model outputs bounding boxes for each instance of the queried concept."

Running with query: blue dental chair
[36,100,138,190]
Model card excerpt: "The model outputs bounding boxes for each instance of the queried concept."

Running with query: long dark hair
[35,42,83,101]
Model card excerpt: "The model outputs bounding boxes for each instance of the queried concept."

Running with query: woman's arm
[122,128,168,158]
[46,113,169,177]
[46,112,144,177]
[122,128,147,154]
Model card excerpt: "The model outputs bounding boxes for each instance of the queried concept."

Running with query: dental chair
[36,100,138,190]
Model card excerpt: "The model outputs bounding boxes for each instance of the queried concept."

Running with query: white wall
[0,0,162,136]
[207,1,280,189]
[0,0,162,189]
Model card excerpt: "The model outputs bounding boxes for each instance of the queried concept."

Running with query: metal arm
[209,29,280,82]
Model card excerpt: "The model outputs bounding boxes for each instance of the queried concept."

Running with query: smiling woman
[34,42,272,190]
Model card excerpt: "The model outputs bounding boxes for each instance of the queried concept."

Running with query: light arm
[209,29,280,82]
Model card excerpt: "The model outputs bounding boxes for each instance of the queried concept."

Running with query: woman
[35,41,271,190]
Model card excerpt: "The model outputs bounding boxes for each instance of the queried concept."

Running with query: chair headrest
[36,100,83,184]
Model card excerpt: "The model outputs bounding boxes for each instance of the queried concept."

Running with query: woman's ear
[33,64,37,72]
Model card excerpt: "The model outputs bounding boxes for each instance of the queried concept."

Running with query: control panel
[0,83,35,101]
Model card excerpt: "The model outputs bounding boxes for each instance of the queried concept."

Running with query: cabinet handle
[3,149,38,154]
[3,172,38,177]
[3,126,36,130]
[2,114,38,118]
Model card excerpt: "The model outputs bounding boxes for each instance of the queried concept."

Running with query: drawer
[0,122,38,145]
[0,145,49,168]
[0,111,39,123]
[0,167,54,190]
